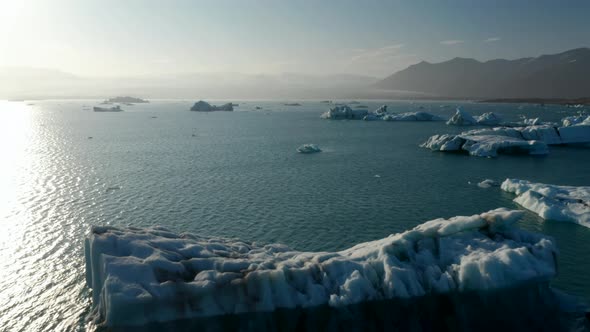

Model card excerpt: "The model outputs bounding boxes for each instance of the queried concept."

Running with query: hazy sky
[1,0,589,78]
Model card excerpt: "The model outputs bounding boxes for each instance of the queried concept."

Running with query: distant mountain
[376,48,590,99]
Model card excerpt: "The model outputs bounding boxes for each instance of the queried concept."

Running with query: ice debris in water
[501,179,590,228]
[85,208,558,326]
[477,179,498,188]
[297,144,322,154]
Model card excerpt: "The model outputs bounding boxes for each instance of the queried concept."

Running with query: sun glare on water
[0,101,34,259]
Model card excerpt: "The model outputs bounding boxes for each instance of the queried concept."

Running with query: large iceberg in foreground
[85,208,560,327]
[501,179,590,228]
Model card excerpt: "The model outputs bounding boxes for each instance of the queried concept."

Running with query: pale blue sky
[1,0,588,77]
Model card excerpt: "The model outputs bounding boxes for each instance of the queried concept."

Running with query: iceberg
[421,134,548,157]
[190,100,234,112]
[296,144,321,154]
[475,112,502,125]
[381,111,444,122]
[501,179,590,228]
[423,122,590,157]
[93,105,123,112]
[321,105,368,120]
[85,208,561,327]
[446,109,477,126]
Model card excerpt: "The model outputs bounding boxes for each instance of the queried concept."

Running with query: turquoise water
[0,100,589,331]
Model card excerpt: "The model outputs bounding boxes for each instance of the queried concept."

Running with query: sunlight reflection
[0,100,34,261]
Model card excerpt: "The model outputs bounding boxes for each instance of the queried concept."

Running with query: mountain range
[376,48,590,99]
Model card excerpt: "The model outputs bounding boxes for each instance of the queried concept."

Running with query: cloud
[484,37,501,42]
[440,40,464,45]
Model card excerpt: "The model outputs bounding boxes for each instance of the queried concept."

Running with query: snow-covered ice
[501,179,590,228]
[297,144,322,154]
[85,208,558,326]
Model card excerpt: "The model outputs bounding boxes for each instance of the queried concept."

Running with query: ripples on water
[0,100,589,331]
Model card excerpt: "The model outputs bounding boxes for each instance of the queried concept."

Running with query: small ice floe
[477,179,498,188]
[501,179,590,228]
[297,144,322,154]
[93,105,123,112]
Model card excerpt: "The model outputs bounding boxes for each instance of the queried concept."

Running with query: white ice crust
[501,179,590,228]
[86,208,557,326]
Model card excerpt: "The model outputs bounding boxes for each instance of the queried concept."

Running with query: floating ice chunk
[297,144,321,154]
[501,179,590,228]
[461,135,548,157]
[93,105,123,112]
[476,112,502,125]
[477,179,498,188]
[382,111,444,121]
[190,100,234,112]
[321,105,368,120]
[446,109,477,126]
[423,122,590,157]
[85,209,558,326]
[421,134,548,157]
